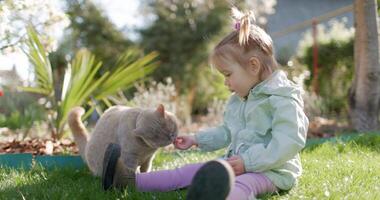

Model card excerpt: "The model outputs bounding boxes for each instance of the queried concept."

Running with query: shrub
[109,77,228,127]
[111,78,190,125]
[0,87,45,132]
[299,39,353,116]
[296,19,354,116]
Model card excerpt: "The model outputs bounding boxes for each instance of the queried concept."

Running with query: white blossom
[0,0,70,54]
[244,0,277,26]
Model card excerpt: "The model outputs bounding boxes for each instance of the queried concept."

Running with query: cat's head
[133,104,178,148]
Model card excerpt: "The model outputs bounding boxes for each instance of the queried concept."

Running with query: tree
[139,0,277,114]
[62,0,133,69]
[50,0,134,101]
[349,0,380,131]
[139,0,231,115]
[0,0,69,53]
[139,0,229,88]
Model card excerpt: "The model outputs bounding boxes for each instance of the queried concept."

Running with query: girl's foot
[186,159,235,200]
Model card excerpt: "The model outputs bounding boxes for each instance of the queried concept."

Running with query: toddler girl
[102,7,308,200]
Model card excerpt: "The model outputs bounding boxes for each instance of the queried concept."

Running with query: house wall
[0,66,23,88]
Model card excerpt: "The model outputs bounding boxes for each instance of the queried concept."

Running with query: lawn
[0,133,379,200]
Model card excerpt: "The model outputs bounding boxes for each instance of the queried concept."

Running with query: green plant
[20,27,158,139]
[0,87,45,134]
[298,38,354,116]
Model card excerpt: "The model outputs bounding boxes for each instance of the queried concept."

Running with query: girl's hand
[227,155,246,176]
[173,135,197,150]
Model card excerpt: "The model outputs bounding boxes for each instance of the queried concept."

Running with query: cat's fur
[68,104,178,176]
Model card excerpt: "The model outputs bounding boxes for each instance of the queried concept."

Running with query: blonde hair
[210,7,277,80]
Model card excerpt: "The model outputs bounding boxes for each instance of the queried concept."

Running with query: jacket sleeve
[195,122,231,152]
[240,96,308,172]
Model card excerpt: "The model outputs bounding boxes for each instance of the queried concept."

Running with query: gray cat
[68,104,178,176]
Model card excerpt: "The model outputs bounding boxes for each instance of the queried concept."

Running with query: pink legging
[136,162,277,199]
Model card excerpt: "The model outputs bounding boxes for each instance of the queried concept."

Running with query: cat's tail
[68,107,89,162]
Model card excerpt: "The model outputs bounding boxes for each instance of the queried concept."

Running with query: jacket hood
[249,70,304,106]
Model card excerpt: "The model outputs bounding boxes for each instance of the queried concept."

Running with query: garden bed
[0,116,353,156]
[0,138,78,155]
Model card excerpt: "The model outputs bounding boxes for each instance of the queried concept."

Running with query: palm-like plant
[20,27,158,139]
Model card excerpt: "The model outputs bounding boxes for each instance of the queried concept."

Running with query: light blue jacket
[195,70,309,190]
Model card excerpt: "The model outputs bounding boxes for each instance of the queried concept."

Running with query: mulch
[0,139,79,156]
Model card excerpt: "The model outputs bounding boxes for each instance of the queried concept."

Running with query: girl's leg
[136,162,204,192]
[102,143,204,191]
[227,173,278,200]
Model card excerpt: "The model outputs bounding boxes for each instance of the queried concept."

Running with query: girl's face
[216,59,260,98]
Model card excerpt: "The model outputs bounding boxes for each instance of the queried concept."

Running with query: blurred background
[0,0,378,154]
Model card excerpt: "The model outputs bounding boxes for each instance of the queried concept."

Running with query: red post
[312,19,319,94]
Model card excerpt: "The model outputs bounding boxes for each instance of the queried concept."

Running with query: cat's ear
[156,104,165,117]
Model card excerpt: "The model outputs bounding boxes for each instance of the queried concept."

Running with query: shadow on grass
[1,166,103,199]
[0,165,186,200]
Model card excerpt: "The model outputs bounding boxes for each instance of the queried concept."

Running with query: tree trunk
[349,0,380,131]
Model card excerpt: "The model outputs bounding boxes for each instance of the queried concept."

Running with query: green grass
[1,133,379,199]
[269,133,380,199]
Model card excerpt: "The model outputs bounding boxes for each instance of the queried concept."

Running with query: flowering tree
[0,0,69,53]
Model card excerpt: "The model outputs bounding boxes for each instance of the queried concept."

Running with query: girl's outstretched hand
[227,155,246,176]
[173,135,197,150]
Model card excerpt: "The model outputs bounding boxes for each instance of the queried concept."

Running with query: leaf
[17,86,51,95]
[94,51,159,99]
[22,26,54,96]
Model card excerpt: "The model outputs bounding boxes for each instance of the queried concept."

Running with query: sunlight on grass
[0,134,379,199]
[271,134,380,199]
[153,149,225,170]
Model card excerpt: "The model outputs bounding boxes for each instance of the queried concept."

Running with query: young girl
[102,7,308,200]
